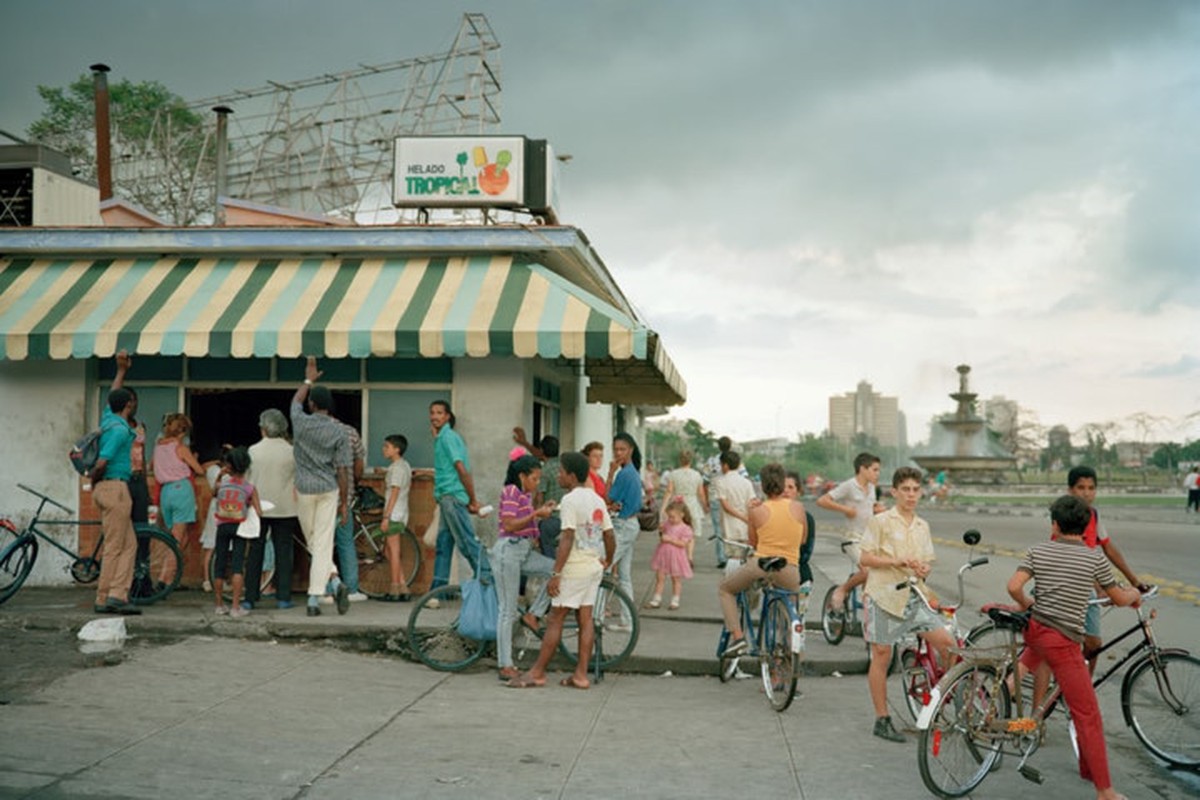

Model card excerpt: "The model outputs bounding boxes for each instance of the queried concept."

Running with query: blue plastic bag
[457,577,498,641]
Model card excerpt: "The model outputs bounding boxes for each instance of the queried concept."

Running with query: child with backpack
[211,447,262,618]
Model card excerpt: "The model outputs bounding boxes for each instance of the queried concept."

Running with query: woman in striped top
[492,455,557,682]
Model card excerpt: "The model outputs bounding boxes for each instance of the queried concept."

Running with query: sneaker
[214,605,230,616]
[426,597,441,610]
[335,583,350,615]
[230,606,250,619]
[240,601,253,610]
[347,591,368,603]
[722,637,748,657]
[202,580,213,593]
[873,716,906,743]
[306,605,321,617]
[276,600,294,610]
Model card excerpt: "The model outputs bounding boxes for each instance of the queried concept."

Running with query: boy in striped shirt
[1007,495,1141,800]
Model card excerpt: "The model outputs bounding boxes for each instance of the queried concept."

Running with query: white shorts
[863,594,946,646]
[552,571,602,609]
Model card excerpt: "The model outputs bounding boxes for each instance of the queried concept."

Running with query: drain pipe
[90,64,113,202]
[212,105,232,226]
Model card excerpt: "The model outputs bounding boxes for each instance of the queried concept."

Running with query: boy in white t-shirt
[380,434,412,601]
[508,451,614,690]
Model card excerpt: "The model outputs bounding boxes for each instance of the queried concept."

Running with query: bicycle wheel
[556,577,639,670]
[821,585,846,645]
[406,585,488,672]
[1121,650,1200,768]
[918,663,1009,799]
[0,535,38,605]
[761,598,799,712]
[208,538,275,602]
[356,524,421,598]
[130,526,182,605]
[900,646,934,723]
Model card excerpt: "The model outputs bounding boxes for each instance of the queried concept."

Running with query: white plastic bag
[78,617,127,642]
[237,506,261,539]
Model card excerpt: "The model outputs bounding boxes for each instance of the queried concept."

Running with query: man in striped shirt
[291,357,353,617]
[1007,495,1141,800]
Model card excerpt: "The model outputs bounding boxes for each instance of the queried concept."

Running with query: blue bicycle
[821,540,863,644]
[716,540,810,712]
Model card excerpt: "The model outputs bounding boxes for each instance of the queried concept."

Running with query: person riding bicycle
[718,463,806,657]
[859,466,953,743]
[817,452,885,613]
[1006,494,1141,800]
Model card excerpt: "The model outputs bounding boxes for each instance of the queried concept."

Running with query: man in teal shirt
[90,351,141,615]
[430,400,483,589]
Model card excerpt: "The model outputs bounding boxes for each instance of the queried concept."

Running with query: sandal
[647,596,662,609]
[668,598,680,610]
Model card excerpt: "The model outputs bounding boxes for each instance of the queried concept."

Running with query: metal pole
[90,64,113,202]
[212,105,233,226]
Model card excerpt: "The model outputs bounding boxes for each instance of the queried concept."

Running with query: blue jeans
[611,516,640,625]
[431,495,483,589]
[491,537,554,668]
[709,497,726,564]
[334,509,359,593]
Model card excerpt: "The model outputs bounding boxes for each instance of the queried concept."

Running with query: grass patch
[954,495,1183,508]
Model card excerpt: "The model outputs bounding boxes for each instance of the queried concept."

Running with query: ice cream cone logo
[467,145,512,195]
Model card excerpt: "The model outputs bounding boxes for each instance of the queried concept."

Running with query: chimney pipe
[212,105,233,226]
[90,64,113,202]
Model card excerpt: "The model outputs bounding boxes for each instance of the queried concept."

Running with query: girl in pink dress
[648,497,694,610]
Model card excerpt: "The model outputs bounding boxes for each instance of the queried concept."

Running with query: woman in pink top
[152,413,204,587]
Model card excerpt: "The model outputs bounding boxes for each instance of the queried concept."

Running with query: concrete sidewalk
[0,636,1195,799]
[1,528,873,679]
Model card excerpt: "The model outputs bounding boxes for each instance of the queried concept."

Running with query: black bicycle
[0,483,182,606]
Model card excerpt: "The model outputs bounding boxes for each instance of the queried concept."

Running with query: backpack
[69,428,104,476]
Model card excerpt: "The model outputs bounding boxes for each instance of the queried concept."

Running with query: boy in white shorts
[508,451,615,690]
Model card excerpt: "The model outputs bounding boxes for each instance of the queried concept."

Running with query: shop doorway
[188,388,362,459]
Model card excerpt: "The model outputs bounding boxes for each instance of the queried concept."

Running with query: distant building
[984,396,1018,443]
[741,437,790,459]
[829,380,903,448]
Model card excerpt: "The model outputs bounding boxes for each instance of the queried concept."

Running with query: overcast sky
[4,1,1198,446]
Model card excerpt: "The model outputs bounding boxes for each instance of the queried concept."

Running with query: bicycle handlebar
[718,537,755,557]
[1088,584,1158,607]
[18,483,74,515]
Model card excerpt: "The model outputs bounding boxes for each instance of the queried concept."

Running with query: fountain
[912,365,1016,481]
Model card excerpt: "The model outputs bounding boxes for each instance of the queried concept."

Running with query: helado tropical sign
[393,136,525,207]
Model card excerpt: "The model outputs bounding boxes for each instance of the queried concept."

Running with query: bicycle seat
[757,556,787,573]
[986,606,1029,631]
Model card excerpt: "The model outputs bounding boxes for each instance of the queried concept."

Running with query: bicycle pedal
[1017,765,1043,784]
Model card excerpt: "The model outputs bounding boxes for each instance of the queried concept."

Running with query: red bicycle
[895,529,990,722]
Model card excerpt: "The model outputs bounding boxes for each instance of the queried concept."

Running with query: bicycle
[407,571,639,673]
[715,539,810,712]
[348,489,421,599]
[895,528,989,722]
[0,483,182,606]
[821,539,863,645]
[916,586,1199,798]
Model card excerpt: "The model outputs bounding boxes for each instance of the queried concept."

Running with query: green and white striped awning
[0,253,685,403]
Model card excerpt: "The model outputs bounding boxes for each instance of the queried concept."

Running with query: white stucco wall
[451,357,528,518]
[32,168,103,225]
[0,359,89,585]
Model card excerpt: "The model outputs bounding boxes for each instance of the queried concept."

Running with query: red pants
[1020,618,1110,790]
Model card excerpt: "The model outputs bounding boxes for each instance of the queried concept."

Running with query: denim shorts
[159,479,197,528]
